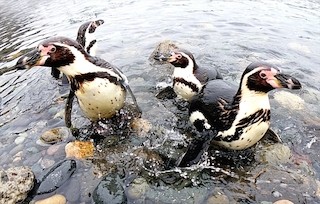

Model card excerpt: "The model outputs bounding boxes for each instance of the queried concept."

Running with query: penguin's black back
[189,79,237,131]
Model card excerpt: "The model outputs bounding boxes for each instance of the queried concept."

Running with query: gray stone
[0,166,35,204]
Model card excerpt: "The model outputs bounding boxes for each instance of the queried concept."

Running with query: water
[1,0,320,203]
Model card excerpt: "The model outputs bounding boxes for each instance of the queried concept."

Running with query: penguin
[177,62,302,167]
[51,19,104,80]
[155,49,222,101]
[15,36,141,129]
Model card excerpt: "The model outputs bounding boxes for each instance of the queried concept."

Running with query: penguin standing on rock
[15,36,141,131]
[155,49,222,101]
[178,62,302,167]
[51,19,104,80]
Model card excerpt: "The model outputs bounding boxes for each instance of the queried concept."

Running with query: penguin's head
[240,62,302,93]
[154,49,196,69]
[15,36,87,69]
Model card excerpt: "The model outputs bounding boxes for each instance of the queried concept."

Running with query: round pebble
[272,191,282,198]
[40,158,55,169]
[15,136,26,145]
[131,118,152,136]
[47,144,63,156]
[127,178,149,200]
[0,166,34,204]
[35,194,67,204]
[40,127,70,144]
[273,200,294,204]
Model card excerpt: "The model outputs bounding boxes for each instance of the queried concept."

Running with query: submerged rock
[35,194,67,204]
[92,172,126,204]
[36,159,76,195]
[65,141,94,159]
[0,166,35,204]
[256,143,291,165]
[40,127,71,144]
[126,177,149,201]
[130,118,152,136]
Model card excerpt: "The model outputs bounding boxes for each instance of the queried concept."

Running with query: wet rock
[40,158,55,169]
[149,40,179,65]
[300,87,320,104]
[132,147,164,172]
[36,159,76,195]
[14,136,26,145]
[47,144,65,156]
[256,143,291,165]
[131,118,152,136]
[0,166,35,204]
[155,86,177,100]
[273,91,305,110]
[65,141,94,159]
[40,127,70,144]
[126,177,149,201]
[92,172,126,204]
[206,194,230,204]
[63,179,80,202]
[9,144,24,156]
[253,167,318,203]
[35,194,67,204]
[273,200,294,204]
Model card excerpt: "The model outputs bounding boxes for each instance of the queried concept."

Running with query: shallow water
[1,0,320,203]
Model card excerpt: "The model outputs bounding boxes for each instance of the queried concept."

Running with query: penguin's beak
[273,73,302,89]
[14,49,44,70]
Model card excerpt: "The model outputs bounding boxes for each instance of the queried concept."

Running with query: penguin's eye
[177,54,182,59]
[49,46,56,53]
[259,72,267,79]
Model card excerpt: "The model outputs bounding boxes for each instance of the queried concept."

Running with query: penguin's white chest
[173,82,197,101]
[215,120,270,150]
[75,78,126,121]
[172,68,203,101]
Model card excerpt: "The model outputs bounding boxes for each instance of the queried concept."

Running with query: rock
[0,166,35,204]
[273,91,305,110]
[14,136,26,145]
[63,179,80,202]
[36,159,76,195]
[206,194,230,204]
[126,177,149,200]
[273,200,294,204]
[40,158,55,169]
[35,194,67,204]
[65,141,94,159]
[40,127,70,144]
[149,40,179,65]
[93,172,126,204]
[131,118,152,136]
[257,143,291,165]
[47,144,64,156]
[132,147,164,171]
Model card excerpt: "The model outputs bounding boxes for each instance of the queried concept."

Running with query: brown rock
[65,141,94,159]
[35,194,67,204]
[273,200,294,204]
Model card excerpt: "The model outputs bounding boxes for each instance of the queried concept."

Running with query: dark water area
[0,0,320,203]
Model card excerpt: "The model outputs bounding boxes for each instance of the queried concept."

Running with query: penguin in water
[50,19,104,80]
[177,62,301,167]
[15,36,141,133]
[155,49,222,101]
